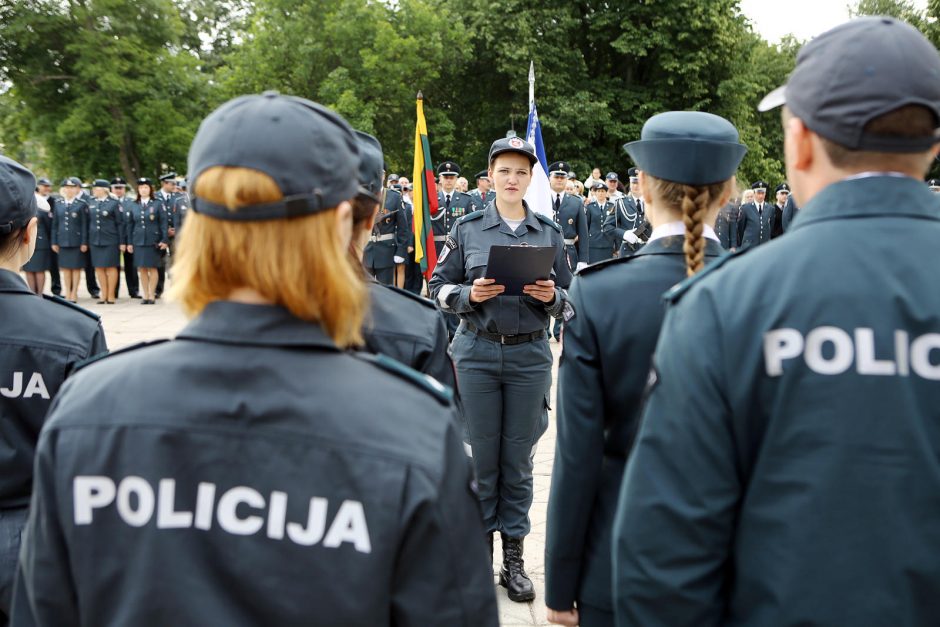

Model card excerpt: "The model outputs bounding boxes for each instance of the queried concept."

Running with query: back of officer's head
[624,111,746,276]
[171,92,366,348]
[0,155,38,264]
[758,18,940,198]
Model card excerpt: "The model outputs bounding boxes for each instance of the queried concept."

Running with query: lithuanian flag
[412,92,439,278]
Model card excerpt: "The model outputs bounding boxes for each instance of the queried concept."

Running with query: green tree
[0,0,214,181]
[221,0,471,174]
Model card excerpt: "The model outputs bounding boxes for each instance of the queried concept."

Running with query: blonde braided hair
[647,176,730,277]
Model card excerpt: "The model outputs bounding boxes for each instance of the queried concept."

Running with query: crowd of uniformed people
[3,15,940,627]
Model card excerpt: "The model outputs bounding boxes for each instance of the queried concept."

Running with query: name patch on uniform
[438,236,457,264]
[72,476,372,553]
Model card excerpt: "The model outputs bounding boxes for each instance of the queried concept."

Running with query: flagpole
[528,61,535,112]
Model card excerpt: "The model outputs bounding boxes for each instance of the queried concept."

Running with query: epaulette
[456,210,484,225]
[380,284,437,311]
[663,247,751,304]
[70,339,170,374]
[42,294,100,321]
[353,352,453,406]
[574,253,636,277]
[535,213,561,232]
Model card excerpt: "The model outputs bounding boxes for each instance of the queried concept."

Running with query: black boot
[499,533,535,602]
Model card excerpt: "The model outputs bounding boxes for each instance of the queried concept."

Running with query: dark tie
[553,195,560,213]
[445,194,451,209]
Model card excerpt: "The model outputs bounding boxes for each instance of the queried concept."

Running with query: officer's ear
[784,113,815,173]
[637,170,650,203]
[23,217,38,246]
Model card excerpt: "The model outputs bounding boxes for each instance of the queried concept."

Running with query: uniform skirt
[22,248,52,272]
[90,244,120,268]
[57,247,86,269]
[134,245,162,269]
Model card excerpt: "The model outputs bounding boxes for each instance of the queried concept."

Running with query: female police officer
[12,93,497,626]
[125,178,168,304]
[430,136,571,603]
[544,111,745,626]
[50,177,88,303]
[0,155,106,625]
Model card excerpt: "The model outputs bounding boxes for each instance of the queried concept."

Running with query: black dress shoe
[130,293,142,299]
[90,292,101,299]
[499,534,535,602]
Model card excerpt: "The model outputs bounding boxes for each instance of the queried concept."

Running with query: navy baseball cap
[624,111,747,185]
[188,91,360,221]
[758,17,940,152]
[488,136,538,166]
[0,155,38,234]
[353,130,384,202]
[591,181,607,191]
[605,171,619,181]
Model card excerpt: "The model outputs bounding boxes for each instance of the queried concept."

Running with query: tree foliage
[3,0,938,187]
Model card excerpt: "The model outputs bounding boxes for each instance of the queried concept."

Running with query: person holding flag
[430,135,571,604]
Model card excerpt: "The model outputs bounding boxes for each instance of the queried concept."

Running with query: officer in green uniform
[0,155,106,624]
[430,136,571,604]
[544,111,744,627]
[12,92,497,627]
[613,17,940,626]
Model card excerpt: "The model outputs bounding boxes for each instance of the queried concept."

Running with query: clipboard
[484,244,556,296]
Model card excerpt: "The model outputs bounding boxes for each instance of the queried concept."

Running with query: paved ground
[67,279,562,626]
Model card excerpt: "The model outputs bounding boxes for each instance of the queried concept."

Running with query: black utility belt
[465,322,546,345]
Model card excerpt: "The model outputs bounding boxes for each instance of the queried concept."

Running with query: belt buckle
[500,334,507,345]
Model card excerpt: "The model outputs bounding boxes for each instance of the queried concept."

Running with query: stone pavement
[69,280,562,626]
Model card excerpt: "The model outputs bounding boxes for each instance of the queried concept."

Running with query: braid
[680,185,710,277]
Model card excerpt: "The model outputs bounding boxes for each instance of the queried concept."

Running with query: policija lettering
[1,372,49,399]
[73,476,372,553]
[765,327,940,378]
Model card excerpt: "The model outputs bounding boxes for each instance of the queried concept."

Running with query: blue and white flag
[524,103,554,218]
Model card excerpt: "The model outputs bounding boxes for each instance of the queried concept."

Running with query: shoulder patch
[381,284,437,311]
[437,235,457,264]
[456,210,484,225]
[575,253,636,277]
[71,339,170,374]
[535,212,561,232]
[663,247,751,304]
[42,294,101,321]
[353,352,453,406]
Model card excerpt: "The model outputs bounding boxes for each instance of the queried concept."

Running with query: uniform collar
[648,220,720,243]
[176,301,340,350]
[0,269,35,295]
[790,175,940,231]
[482,201,542,232]
[632,235,725,259]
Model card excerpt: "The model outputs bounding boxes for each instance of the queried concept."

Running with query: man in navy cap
[110,177,139,298]
[35,177,63,295]
[613,17,940,626]
[605,171,624,201]
[737,179,774,248]
[469,170,495,211]
[771,182,790,239]
[155,172,180,298]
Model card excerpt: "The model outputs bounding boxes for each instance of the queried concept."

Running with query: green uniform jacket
[613,176,940,626]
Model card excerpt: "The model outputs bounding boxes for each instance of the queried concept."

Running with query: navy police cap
[475,170,489,181]
[775,183,790,193]
[605,171,619,181]
[188,91,360,222]
[624,111,747,186]
[353,130,384,202]
[0,155,38,235]
[437,161,460,176]
[110,177,127,187]
[61,177,81,187]
[751,180,769,191]
[627,167,639,180]
[36,177,51,187]
[159,172,177,182]
[548,161,571,176]
[591,180,606,191]
[93,179,110,188]
[488,136,538,166]
[928,179,940,188]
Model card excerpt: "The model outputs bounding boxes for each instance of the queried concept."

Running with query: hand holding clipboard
[469,244,557,304]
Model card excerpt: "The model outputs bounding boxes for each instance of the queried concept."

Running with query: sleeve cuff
[545,288,566,318]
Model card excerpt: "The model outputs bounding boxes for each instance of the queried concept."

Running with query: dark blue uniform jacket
[614,176,940,626]
[12,302,496,627]
[545,236,723,613]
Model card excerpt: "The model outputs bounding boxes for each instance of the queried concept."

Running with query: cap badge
[509,137,524,148]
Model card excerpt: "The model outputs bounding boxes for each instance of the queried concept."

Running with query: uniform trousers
[0,507,28,625]
[578,602,613,627]
[368,264,395,285]
[404,258,423,294]
[451,325,551,538]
